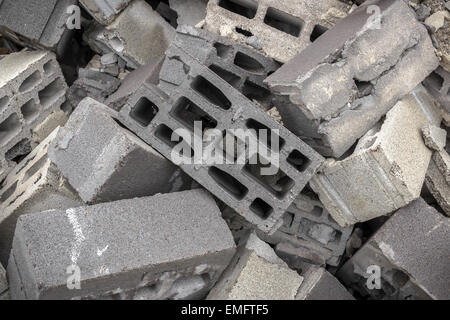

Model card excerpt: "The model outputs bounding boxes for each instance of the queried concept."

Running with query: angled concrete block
[169,0,208,26]
[423,66,450,114]
[80,0,133,25]
[425,150,450,216]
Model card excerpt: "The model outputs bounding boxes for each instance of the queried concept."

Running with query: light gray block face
[159,25,281,110]
[48,97,184,204]
[423,66,450,114]
[296,267,354,300]
[425,150,450,216]
[117,44,324,234]
[169,0,208,26]
[0,128,83,266]
[310,87,440,227]
[0,0,76,50]
[0,51,68,184]
[204,0,351,63]
[8,189,236,300]
[337,198,450,300]
[0,262,7,295]
[266,0,438,157]
[80,0,133,25]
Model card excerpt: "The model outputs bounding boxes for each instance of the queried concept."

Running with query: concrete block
[423,66,450,113]
[205,0,351,63]
[0,0,76,51]
[0,50,68,183]
[80,0,133,25]
[266,0,438,157]
[337,198,450,300]
[0,128,83,266]
[159,25,280,110]
[49,97,187,204]
[296,267,354,300]
[117,44,324,234]
[422,124,447,151]
[207,233,303,300]
[7,189,236,300]
[310,87,441,227]
[425,150,450,216]
[169,0,208,26]
[31,110,68,149]
[0,262,7,295]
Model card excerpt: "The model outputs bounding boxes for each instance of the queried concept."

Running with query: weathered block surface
[8,189,236,300]
[423,66,450,113]
[80,0,133,25]
[169,0,208,26]
[425,149,450,216]
[0,263,7,296]
[205,0,351,63]
[266,0,438,157]
[337,198,450,300]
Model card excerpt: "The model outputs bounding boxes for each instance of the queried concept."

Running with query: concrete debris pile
[0,0,448,300]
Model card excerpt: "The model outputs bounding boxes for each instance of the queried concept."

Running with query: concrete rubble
[0,0,448,301]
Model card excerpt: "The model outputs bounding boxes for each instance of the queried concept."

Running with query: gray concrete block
[8,189,236,300]
[422,124,447,151]
[423,66,450,114]
[205,0,351,63]
[337,198,450,300]
[310,87,440,226]
[296,267,354,300]
[80,0,133,25]
[169,0,208,26]
[425,150,450,216]
[266,0,438,157]
[0,128,83,266]
[0,50,68,183]
[0,262,7,295]
[117,43,324,234]
[49,97,187,204]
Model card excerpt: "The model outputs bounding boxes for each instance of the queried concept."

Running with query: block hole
[218,0,257,19]
[218,131,248,163]
[263,7,303,37]
[21,99,40,123]
[287,149,310,172]
[19,70,41,93]
[283,212,295,228]
[354,79,373,98]
[171,97,217,132]
[214,42,233,58]
[307,206,323,218]
[209,65,241,87]
[209,167,248,200]
[234,52,264,74]
[426,71,444,90]
[246,118,285,151]
[38,79,64,109]
[130,97,159,127]
[0,181,17,203]
[0,113,21,146]
[154,124,194,158]
[5,139,31,163]
[250,198,273,220]
[191,76,232,110]
[310,25,328,42]
[242,80,270,102]
[235,27,253,37]
[23,155,47,182]
[0,96,9,111]
[43,60,56,76]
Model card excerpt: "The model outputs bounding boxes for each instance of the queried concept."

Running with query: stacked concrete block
[266,0,439,157]
[309,87,441,227]
[337,198,450,300]
[7,189,236,300]
[159,25,280,110]
[204,0,351,63]
[0,0,76,52]
[207,233,303,300]
[296,267,354,300]
[118,43,324,234]
[0,128,83,266]
[85,0,175,69]
[425,149,450,216]
[80,0,133,25]
[0,51,68,183]
[423,66,450,113]
[49,97,187,204]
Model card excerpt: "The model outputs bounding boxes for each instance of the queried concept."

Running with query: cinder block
[7,189,236,300]
[49,97,186,204]
[204,0,351,63]
[425,150,450,216]
[296,267,354,300]
[0,0,76,51]
[0,128,83,266]
[310,87,441,227]
[423,66,450,113]
[159,25,280,110]
[80,0,133,25]
[85,0,175,69]
[0,50,68,183]
[0,262,7,296]
[31,110,68,149]
[337,198,450,300]
[207,233,303,300]
[169,0,208,26]
[117,44,324,234]
[266,0,438,157]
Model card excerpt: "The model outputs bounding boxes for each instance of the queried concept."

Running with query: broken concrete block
[423,66,450,113]
[0,262,7,296]
[0,50,68,183]
[204,0,351,63]
[310,87,440,227]
[266,0,438,157]
[0,0,76,52]
[169,0,208,26]
[425,149,450,216]
[31,110,68,149]
[118,43,324,234]
[159,25,280,110]
[422,124,447,151]
[207,233,303,300]
[296,267,354,300]
[80,0,133,25]
[337,198,450,300]
[7,189,236,300]
[0,128,83,266]
[49,97,186,204]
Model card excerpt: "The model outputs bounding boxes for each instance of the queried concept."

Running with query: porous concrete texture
[7,189,236,300]
[310,87,441,227]
[337,198,450,300]
[423,66,450,113]
[169,0,208,26]
[30,110,68,149]
[422,124,447,151]
[49,97,185,204]
[118,43,324,234]
[207,232,303,300]
[159,25,280,110]
[204,0,351,63]
[0,262,7,296]
[266,0,438,157]
[0,128,83,266]
[80,0,133,25]
[296,266,354,300]
[0,50,68,183]
[425,149,450,216]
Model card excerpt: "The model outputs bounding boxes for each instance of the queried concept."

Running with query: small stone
[422,124,447,151]
[100,52,118,65]
[246,36,262,51]
[424,11,450,32]
[415,5,431,21]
